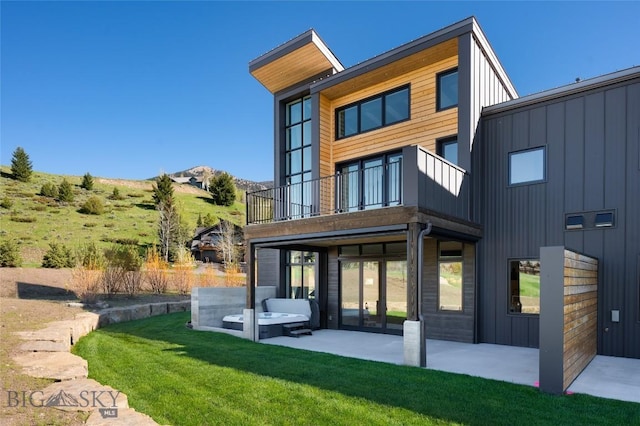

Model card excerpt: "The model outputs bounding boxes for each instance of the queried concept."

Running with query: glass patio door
[340,260,392,331]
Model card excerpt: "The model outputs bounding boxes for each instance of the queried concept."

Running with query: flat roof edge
[482,66,640,115]
[249,29,344,74]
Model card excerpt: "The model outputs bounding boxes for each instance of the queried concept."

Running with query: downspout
[416,221,432,322]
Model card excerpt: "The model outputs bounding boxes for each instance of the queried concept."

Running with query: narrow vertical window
[437,68,458,111]
[438,241,463,311]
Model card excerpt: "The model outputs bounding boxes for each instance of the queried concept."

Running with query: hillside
[166,165,273,193]
[0,167,245,266]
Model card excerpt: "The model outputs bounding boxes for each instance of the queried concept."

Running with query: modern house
[242,16,640,372]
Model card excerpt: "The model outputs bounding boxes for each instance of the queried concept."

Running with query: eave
[249,29,344,94]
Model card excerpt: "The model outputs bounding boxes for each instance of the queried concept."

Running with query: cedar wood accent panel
[562,250,598,390]
[318,38,459,170]
[251,43,335,94]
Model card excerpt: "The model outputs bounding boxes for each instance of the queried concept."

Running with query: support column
[405,222,426,367]
[243,243,258,341]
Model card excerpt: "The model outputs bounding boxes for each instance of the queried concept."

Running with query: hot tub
[222,312,310,338]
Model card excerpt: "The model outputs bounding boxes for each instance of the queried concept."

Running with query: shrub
[33,205,47,212]
[109,187,125,200]
[10,213,36,223]
[42,242,75,268]
[0,239,22,267]
[69,267,102,304]
[76,242,105,270]
[81,173,94,190]
[103,244,142,295]
[144,246,169,294]
[79,196,104,215]
[1,197,13,209]
[58,178,74,202]
[84,222,97,227]
[171,247,195,295]
[40,182,58,198]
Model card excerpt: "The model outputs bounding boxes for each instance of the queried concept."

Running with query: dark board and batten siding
[475,76,640,358]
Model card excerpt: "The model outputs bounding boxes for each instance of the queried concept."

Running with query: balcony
[246,146,472,226]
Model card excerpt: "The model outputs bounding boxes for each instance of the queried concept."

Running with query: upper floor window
[509,146,545,185]
[437,135,458,165]
[336,85,409,139]
[437,68,458,111]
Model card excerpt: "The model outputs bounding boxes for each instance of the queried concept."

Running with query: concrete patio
[261,329,640,404]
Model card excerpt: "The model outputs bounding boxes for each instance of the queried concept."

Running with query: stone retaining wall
[13,300,191,425]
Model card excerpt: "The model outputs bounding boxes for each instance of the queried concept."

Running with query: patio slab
[261,329,640,404]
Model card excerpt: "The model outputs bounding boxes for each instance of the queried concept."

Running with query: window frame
[437,241,464,312]
[508,146,547,186]
[335,85,410,140]
[436,68,458,112]
[507,258,541,316]
[436,135,458,166]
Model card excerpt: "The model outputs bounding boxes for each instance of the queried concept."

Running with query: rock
[86,407,159,425]
[13,351,87,381]
[167,301,190,313]
[16,326,71,352]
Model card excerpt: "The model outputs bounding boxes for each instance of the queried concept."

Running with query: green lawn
[73,313,638,426]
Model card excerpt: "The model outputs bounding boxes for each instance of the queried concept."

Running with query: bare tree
[214,220,240,269]
[158,200,179,262]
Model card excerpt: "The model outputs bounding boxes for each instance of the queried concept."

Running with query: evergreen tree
[209,172,236,206]
[196,213,203,228]
[40,183,58,198]
[10,147,33,182]
[152,174,175,206]
[58,178,74,202]
[203,212,216,227]
[81,172,94,190]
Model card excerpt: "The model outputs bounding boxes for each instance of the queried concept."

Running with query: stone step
[13,351,88,381]
[288,328,313,337]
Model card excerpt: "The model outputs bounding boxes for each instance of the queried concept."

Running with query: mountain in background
[165,165,273,193]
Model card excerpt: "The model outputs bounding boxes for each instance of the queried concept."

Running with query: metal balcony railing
[246,161,402,225]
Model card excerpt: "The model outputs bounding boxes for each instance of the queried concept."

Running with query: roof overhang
[249,29,344,94]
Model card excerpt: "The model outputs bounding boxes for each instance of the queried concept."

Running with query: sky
[2,1,639,183]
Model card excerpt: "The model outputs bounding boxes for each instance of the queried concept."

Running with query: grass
[73,313,639,426]
[0,166,245,266]
[520,272,541,297]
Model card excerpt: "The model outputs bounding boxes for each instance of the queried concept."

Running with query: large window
[285,96,312,216]
[338,152,402,212]
[509,147,545,185]
[437,68,458,111]
[437,135,458,165]
[509,260,540,314]
[336,85,409,139]
[438,241,463,311]
[286,251,316,299]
